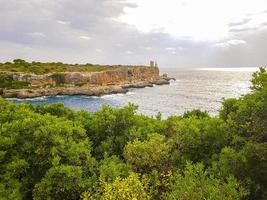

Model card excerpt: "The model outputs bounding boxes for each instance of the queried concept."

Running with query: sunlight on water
[198,67,258,72]
[11,68,253,118]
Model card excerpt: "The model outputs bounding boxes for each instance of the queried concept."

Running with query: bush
[51,72,65,85]
[0,74,29,89]
[164,163,247,200]
[101,173,150,200]
[0,67,266,199]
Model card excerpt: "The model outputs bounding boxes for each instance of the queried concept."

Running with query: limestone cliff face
[7,67,160,87]
[1,67,171,98]
[64,67,160,86]
[5,72,54,86]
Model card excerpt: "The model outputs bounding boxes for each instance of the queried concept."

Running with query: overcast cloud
[0,0,266,68]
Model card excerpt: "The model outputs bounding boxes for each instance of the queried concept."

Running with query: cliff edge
[0,66,171,98]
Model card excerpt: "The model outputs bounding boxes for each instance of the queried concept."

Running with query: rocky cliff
[1,67,171,98]
[6,67,159,86]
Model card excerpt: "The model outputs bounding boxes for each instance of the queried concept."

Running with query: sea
[10,68,257,118]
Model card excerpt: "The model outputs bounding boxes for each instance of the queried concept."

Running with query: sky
[0,0,267,68]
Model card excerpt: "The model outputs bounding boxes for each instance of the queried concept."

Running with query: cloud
[25,32,46,37]
[140,46,152,50]
[0,0,266,68]
[228,18,251,27]
[229,27,256,33]
[165,47,177,55]
[227,11,267,35]
[125,50,134,55]
[79,36,92,40]
[57,20,70,25]
[215,40,247,48]
[119,0,267,41]
[165,47,176,51]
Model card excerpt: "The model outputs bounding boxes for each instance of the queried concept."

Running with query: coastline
[1,77,172,99]
[0,62,174,99]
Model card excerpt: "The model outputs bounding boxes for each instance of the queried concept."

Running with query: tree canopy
[0,67,266,200]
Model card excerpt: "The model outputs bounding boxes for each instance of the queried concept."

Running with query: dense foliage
[51,73,66,85]
[0,74,29,89]
[0,68,266,200]
[0,59,145,75]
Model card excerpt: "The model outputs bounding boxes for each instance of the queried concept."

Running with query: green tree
[124,133,171,173]
[51,72,65,85]
[101,172,150,200]
[33,165,92,200]
[0,99,96,199]
[183,109,209,119]
[164,163,246,200]
[170,117,229,165]
[218,67,267,199]
[0,74,29,89]
[86,104,138,158]
[220,67,267,142]
[98,155,131,182]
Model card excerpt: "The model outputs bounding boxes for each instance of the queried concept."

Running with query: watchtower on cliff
[149,60,158,68]
[150,60,155,67]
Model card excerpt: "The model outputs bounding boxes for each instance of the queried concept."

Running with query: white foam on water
[126,91,136,95]
[27,96,47,101]
[101,94,118,99]
[54,95,67,98]
[6,98,22,101]
[10,96,48,102]
[7,96,54,102]
[82,95,99,99]
[8,68,253,118]
[170,80,178,86]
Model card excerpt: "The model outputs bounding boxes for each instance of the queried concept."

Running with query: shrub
[51,72,65,85]
[0,74,29,89]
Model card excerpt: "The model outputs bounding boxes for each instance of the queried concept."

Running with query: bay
[11,68,257,118]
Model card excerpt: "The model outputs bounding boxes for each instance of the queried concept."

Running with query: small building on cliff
[150,60,158,68]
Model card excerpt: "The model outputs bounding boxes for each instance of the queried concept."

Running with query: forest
[0,68,266,200]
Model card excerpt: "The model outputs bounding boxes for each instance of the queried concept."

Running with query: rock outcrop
[3,86,128,99]
[1,66,172,98]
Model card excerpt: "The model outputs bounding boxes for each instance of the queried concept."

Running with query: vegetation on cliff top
[0,68,266,200]
[0,74,29,89]
[0,59,147,75]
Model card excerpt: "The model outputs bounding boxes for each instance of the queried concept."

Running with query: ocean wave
[6,97,22,101]
[82,95,100,99]
[101,94,119,99]
[8,96,48,102]
[54,95,67,98]
[126,91,136,95]
[25,96,48,101]
[101,93,127,99]
[170,82,178,86]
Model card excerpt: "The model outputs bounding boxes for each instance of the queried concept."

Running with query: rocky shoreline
[1,77,173,99]
[0,66,175,99]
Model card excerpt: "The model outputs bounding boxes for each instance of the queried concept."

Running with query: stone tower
[150,60,155,67]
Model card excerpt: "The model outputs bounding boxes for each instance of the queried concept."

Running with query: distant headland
[0,59,172,98]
